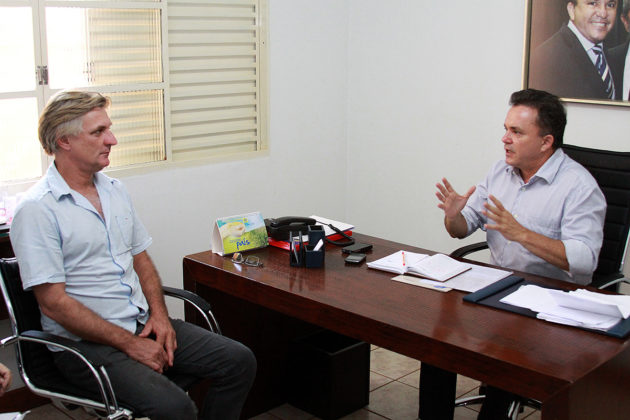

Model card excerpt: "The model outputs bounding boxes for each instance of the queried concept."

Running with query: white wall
[117,0,349,315]
[346,0,630,275]
[116,0,630,315]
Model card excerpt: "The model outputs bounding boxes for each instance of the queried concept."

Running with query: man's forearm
[517,229,569,271]
[444,213,469,239]
[35,286,136,350]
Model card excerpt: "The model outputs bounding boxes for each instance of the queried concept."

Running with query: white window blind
[167,0,266,162]
[0,0,267,184]
[45,4,167,168]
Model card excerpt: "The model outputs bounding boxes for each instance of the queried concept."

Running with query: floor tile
[397,369,419,388]
[454,406,481,420]
[370,348,420,380]
[523,408,541,419]
[455,375,481,398]
[367,380,419,420]
[339,408,388,419]
[370,371,393,391]
[268,403,316,420]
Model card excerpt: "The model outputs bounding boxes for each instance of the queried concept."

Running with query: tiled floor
[20,346,541,420]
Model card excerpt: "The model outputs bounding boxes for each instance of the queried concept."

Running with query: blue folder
[463,275,630,339]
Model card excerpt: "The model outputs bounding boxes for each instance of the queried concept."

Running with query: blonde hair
[38,91,110,155]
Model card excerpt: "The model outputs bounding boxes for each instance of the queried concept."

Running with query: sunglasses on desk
[231,253,264,267]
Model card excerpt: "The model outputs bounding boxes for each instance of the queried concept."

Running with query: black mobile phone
[342,242,373,254]
[345,253,366,264]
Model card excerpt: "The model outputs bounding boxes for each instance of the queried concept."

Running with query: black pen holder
[307,224,326,247]
[290,231,306,267]
[305,244,325,268]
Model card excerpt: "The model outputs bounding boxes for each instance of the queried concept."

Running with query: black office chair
[0,257,221,420]
[452,144,630,419]
[451,144,630,292]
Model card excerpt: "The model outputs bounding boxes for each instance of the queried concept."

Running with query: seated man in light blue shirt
[10,91,256,420]
[421,89,606,420]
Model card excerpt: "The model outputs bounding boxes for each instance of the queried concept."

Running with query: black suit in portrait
[609,40,629,101]
[529,24,616,100]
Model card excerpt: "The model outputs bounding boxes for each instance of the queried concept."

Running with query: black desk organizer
[464,275,630,338]
[289,229,325,268]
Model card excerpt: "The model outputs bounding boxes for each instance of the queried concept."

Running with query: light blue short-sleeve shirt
[461,148,606,285]
[10,164,152,342]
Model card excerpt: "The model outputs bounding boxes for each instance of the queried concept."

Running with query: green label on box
[215,212,268,255]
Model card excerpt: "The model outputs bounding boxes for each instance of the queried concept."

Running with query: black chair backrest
[0,258,76,392]
[562,145,630,277]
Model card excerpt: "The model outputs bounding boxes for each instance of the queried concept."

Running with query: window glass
[0,98,41,182]
[0,7,35,92]
[46,8,162,88]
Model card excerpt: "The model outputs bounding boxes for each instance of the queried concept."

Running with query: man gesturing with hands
[420,89,606,420]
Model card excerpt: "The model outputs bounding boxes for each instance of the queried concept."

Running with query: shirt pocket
[519,214,561,239]
[112,214,134,255]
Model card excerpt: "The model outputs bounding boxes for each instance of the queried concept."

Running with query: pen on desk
[402,251,406,268]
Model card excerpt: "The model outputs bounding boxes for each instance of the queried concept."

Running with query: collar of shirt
[567,20,600,65]
[508,148,566,186]
[47,163,114,200]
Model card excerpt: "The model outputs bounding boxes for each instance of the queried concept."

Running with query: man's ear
[56,136,71,151]
[622,15,630,33]
[541,134,554,152]
[567,2,575,21]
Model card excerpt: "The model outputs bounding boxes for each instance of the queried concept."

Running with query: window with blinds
[167,0,267,162]
[0,0,267,184]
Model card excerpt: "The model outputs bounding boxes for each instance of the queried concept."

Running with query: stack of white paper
[500,285,630,331]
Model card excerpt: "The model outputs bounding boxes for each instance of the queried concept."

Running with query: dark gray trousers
[53,318,256,420]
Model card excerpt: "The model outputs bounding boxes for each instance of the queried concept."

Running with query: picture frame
[522,0,630,106]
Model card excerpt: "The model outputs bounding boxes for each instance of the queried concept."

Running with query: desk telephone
[265,216,355,246]
[265,217,316,241]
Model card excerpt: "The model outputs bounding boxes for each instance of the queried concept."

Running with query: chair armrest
[450,242,489,259]
[163,286,222,335]
[20,330,83,353]
[10,330,123,416]
[597,276,630,291]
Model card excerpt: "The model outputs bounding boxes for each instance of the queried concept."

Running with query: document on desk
[379,251,512,292]
[368,250,472,281]
[500,285,630,331]
[419,264,513,293]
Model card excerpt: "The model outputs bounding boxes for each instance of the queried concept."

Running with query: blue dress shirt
[461,149,606,285]
[10,164,152,343]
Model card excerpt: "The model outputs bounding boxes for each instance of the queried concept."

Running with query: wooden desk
[183,233,630,420]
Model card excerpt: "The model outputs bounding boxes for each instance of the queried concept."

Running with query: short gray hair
[38,91,110,155]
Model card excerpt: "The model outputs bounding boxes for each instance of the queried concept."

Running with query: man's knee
[149,393,197,420]
[230,342,257,385]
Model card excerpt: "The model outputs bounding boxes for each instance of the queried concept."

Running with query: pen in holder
[305,226,325,268]
[289,231,305,267]
[307,224,325,247]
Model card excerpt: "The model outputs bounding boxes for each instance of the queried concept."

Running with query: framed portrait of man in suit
[523,0,630,105]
